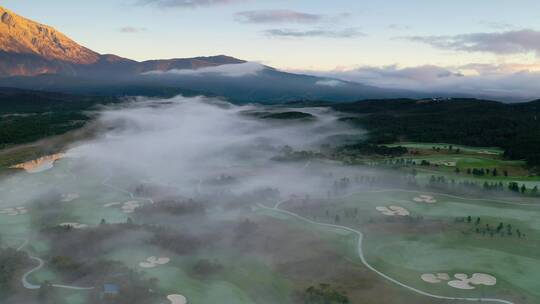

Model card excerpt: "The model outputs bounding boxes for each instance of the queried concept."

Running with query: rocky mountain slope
[0,6,99,65]
[0,6,245,77]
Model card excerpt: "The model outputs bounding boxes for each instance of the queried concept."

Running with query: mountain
[0,6,98,64]
[0,5,422,103]
[0,6,245,77]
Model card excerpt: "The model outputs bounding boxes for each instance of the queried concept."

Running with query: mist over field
[2,2,540,304]
[64,96,363,198]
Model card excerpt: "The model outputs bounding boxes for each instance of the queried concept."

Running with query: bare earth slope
[0,6,99,64]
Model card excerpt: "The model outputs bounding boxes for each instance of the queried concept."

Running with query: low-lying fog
[0,95,367,207]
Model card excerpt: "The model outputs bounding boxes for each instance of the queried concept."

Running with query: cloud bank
[405,29,540,56]
[300,63,540,100]
[235,10,323,24]
[63,96,360,197]
[264,28,365,39]
[137,0,246,8]
[119,27,147,33]
[315,79,345,87]
[143,62,266,77]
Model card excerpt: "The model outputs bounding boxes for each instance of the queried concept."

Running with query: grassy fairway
[281,189,540,303]
[3,149,539,304]
[386,142,503,155]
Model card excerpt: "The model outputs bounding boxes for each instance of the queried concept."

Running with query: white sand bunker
[59,222,88,229]
[121,201,141,213]
[433,161,457,167]
[376,206,410,216]
[139,256,170,268]
[61,193,80,202]
[0,206,28,216]
[167,294,187,304]
[448,273,497,290]
[422,272,496,290]
[421,273,450,283]
[413,195,437,204]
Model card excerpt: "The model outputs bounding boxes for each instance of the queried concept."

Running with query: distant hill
[0,5,423,103]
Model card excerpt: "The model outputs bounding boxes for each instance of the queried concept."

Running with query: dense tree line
[0,88,120,148]
[337,143,408,157]
[0,247,28,297]
[303,284,349,304]
[332,98,540,167]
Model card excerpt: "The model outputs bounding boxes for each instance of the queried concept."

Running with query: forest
[0,88,120,148]
[332,98,540,167]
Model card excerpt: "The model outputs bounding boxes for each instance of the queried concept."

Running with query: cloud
[119,26,147,33]
[404,29,540,56]
[386,24,411,31]
[143,62,265,77]
[479,21,517,30]
[63,96,360,197]
[264,28,365,39]
[136,0,245,8]
[315,79,345,87]
[299,63,540,100]
[235,10,323,24]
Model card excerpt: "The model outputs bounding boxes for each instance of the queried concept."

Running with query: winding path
[258,202,515,304]
[15,239,94,290]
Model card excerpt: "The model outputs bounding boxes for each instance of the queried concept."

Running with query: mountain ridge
[0,5,426,103]
[0,6,99,65]
[0,5,246,77]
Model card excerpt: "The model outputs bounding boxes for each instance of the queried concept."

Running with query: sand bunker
[0,206,28,216]
[167,294,187,304]
[421,273,450,283]
[422,272,496,290]
[59,222,88,229]
[121,201,141,213]
[61,193,80,203]
[376,206,410,216]
[432,161,457,167]
[448,273,497,290]
[413,195,437,204]
[9,153,65,173]
[139,256,170,268]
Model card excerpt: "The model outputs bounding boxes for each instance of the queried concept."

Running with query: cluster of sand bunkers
[139,256,171,268]
[413,195,437,204]
[137,258,186,303]
[0,206,28,216]
[103,201,141,213]
[376,206,410,216]
[421,272,496,290]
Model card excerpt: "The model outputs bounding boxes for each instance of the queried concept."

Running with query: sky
[4,0,540,99]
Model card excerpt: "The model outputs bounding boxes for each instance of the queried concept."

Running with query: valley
[1,96,539,304]
[1,2,540,304]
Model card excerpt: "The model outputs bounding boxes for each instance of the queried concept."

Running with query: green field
[386,142,503,155]
[276,189,540,304]
[2,141,540,304]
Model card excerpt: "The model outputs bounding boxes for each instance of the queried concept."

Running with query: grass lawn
[310,190,540,303]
